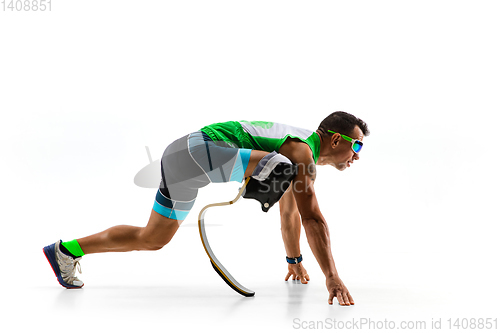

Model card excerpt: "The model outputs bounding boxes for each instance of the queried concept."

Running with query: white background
[1,1,499,332]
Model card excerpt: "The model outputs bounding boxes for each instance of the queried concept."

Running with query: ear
[330,133,341,148]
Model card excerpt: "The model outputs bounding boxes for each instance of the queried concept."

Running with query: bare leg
[77,209,181,254]
[77,150,270,255]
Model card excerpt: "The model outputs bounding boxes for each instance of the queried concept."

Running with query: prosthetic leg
[198,151,298,297]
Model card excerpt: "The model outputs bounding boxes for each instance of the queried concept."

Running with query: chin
[334,164,347,171]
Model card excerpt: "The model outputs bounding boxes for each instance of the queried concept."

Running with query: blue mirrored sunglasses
[327,130,363,153]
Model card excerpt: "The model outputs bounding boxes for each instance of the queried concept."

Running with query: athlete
[43,111,369,306]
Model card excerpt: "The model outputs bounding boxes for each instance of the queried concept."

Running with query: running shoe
[43,240,84,288]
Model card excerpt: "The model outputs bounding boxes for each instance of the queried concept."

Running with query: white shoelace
[56,248,83,285]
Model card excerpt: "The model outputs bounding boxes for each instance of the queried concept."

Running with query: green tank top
[199,120,321,164]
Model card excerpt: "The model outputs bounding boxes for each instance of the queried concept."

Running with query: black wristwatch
[286,254,303,264]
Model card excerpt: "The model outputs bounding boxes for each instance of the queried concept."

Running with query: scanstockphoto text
[292,317,499,330]
[254,161,318,194]
[1,0,51,11]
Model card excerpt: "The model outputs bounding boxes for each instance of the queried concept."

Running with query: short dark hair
[318,111,370,137]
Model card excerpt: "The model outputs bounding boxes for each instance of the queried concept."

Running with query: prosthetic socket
[242,151,299,212]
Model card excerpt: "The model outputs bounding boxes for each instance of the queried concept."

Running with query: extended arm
[291,160,339,279]
[293,160,354,305]
[279,185,310,283]
[279,186,301,258]
[278,140,354,305]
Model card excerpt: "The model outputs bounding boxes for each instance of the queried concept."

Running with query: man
[43,111,369,306]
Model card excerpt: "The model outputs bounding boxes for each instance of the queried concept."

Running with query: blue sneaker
[43,240,84,288]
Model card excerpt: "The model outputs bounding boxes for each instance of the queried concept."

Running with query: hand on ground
[285,262,310,284]
[326,275,355,306]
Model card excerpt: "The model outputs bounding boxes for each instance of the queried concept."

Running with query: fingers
[334,291,355,306]
[296,266,308,284]
[347,292,355,305]
[325,276,354,306]
[285,265,310,284]
[334,291,354,306]
[285,272,300,281]
[342,292,351,306]
[336,291,346,306]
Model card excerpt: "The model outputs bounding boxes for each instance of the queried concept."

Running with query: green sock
[61,239,85,257]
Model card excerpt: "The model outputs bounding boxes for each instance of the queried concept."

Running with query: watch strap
[286,254,303,264]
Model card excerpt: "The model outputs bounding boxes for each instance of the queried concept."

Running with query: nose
[353,153,360,160]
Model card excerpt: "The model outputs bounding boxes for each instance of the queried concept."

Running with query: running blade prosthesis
[198,155,298,297]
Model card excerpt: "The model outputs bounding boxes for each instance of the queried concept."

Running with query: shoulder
[279,137,318,189]
[278,137,315,165]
